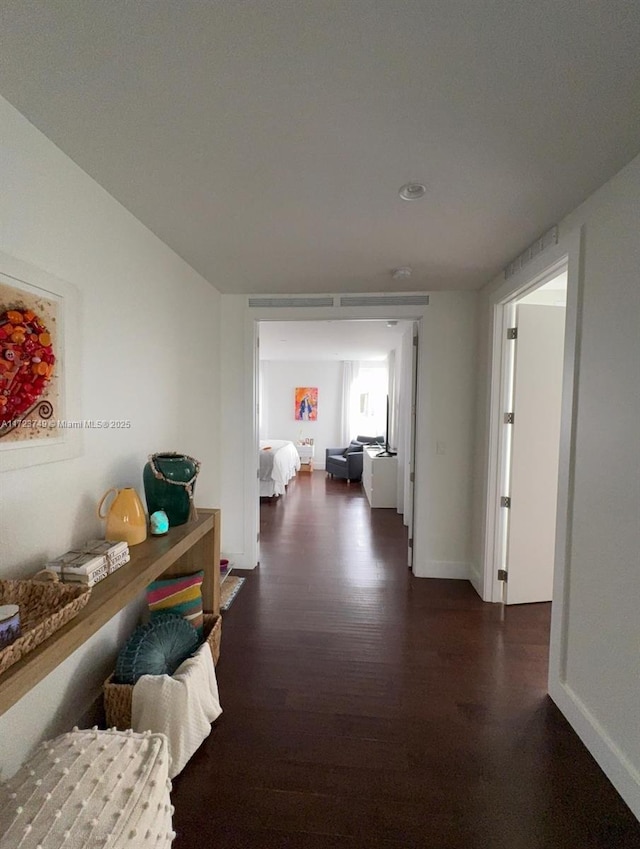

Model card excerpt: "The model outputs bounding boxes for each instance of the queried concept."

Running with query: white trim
[548,228,583,687]
[484,300,517,603]
[549,679,640,819]
[413,560,470,580]
[468,563,483,598]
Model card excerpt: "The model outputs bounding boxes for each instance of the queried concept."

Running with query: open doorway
[257,318,418,564]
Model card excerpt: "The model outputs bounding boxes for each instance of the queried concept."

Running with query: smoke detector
[391,266,413,281]
[398,182,426,201]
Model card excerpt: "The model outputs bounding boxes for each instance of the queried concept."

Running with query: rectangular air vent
[248,297,335,308]
[339,295,429,308]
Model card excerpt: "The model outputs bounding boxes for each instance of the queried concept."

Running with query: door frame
[244,303,429,570]
[482,227,583,685]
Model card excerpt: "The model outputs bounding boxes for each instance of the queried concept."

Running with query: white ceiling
[1,2,639,295]
[259,320,408,361]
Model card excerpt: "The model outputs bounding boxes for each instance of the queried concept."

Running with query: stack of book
[83,539,130,572]
[45,540,130,587]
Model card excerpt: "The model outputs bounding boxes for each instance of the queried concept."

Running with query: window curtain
[340,361,359,445]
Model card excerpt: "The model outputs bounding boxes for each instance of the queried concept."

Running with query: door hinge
[500,496,511,508]
[408,538,413,549]
[507,327,518,340]
[498,569,508,582]
[413,336,419,347]
[257,532,260,543]
[410,472,415,483]
[504,412,514,424]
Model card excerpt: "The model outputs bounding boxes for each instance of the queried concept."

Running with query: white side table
[296,443,314,472]
[363,446,397,507]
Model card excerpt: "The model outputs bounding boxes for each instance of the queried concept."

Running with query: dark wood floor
[172,472,639,848]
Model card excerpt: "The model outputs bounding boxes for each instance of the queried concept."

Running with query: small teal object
[150,510,169,536]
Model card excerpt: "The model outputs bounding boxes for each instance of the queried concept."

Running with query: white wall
[219,293,478,578]
[472,152,640,817]
[260,360,342,468]
[0,96,221,777]
[219,296,253,565]
[412,292,478,578]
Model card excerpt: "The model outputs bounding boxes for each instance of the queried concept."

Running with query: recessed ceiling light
[391,266,413,281]
[398,182,426,201]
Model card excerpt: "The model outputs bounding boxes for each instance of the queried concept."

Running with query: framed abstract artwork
[0,251,81,471]
[294,387,318,421]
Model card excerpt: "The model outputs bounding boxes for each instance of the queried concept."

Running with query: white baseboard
[412,560,470,580]
[223,553,257,570]
[468,563,484,599]
[549,678,640,821]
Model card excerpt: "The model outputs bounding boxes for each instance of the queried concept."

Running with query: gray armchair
[325,435,383,483]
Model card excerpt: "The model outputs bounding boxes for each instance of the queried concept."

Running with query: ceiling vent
[248,296,335,308]
[339,295,429,308]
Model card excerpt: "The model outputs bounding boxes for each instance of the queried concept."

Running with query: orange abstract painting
[294,387,318,421]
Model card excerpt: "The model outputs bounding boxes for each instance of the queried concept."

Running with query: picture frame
[294,387,318,421]
[0,251,82,471]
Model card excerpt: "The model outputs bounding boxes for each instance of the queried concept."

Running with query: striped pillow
[146,572,204,637]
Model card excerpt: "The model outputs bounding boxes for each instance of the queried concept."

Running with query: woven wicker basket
[0,578,92,677]
[104,613,222,730]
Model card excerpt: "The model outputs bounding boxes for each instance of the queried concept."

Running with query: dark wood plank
[172,473,640,848]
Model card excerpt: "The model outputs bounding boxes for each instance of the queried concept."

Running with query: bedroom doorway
[256,318,418,565]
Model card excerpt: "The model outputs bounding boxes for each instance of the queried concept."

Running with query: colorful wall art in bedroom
[294,387,318,421]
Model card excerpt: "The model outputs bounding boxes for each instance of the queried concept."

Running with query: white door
[505,304,565,604]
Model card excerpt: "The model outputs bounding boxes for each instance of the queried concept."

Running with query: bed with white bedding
[259,439,301,497]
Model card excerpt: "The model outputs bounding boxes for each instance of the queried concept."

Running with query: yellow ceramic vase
[97,487,148,546]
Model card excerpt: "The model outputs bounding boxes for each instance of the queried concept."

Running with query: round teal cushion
[114,613,200,685]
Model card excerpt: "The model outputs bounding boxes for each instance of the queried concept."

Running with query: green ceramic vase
[143,453,198,527]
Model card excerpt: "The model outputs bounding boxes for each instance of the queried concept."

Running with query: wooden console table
[0,508,221,718]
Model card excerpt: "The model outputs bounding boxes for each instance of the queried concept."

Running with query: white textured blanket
[132,641,222,778]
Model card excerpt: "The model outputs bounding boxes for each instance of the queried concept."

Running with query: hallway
[172,472,639,848]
